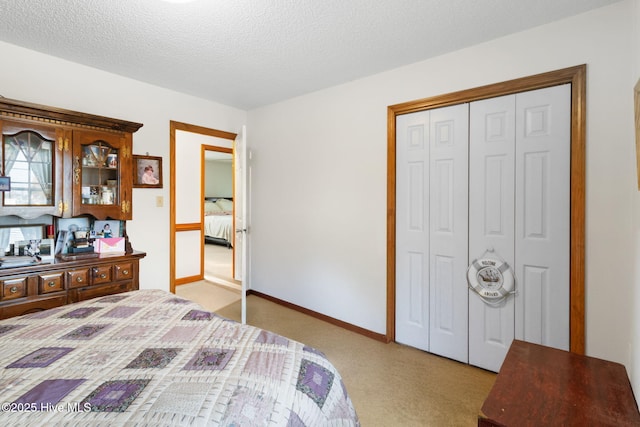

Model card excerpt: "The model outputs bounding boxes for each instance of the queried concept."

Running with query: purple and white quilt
[0,289,360,426]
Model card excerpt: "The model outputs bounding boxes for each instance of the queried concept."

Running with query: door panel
[234,126,249,324]
[469,94,516,372]
[175,230,202,280]
[428,104,469,363]
[515,84,571,350]
[395,110,430,351]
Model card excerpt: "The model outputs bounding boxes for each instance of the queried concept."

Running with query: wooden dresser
[0,97,147,320]
[478,340,640,426]
[0,251,146,319]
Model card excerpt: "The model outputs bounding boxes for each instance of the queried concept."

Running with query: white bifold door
[396,84,570,371]
[395,103,470,362]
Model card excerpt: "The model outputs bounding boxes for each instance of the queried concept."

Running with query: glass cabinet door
[1,120,65,218]
[79,142,119,207]
[72,130,132,220]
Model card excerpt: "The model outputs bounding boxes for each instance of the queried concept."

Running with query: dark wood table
[478,340,640,426]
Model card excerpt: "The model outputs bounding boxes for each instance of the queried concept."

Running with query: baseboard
[247,290,389,343]
[175,275,203,286]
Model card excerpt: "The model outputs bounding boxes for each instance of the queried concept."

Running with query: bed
[0,289,360,426]
[204,198,233,248]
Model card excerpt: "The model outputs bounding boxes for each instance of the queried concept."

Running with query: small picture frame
[56,217,90,255]
[0,176,10,191]
[56,217,90,234]
[15,239,53,258]
[93,220,121,239]
[133,155,162,188]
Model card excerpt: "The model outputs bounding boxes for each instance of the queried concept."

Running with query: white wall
[248,0,638,371]
[0,40,246,291]
[630,0,640,401]
[205,160,233,197]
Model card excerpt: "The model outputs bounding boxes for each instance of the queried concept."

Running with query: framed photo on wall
[133,155,162,188]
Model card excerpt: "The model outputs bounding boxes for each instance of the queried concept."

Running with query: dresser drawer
[39,273,64,294]
[0,295,67,320]
[67,268,90,289]
[2,278,27,301]
[92,265,112,284]
[114,262,133,281]
[75,281,133,301]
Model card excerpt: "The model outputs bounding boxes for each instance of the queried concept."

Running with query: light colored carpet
[175,281,241,312]
[176,242,241,315]
[204,243,239,286]
[209,293,497,426]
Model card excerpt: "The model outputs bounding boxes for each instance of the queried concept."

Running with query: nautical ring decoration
[467,249,515,302]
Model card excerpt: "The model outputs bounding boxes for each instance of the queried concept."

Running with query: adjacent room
[0,0,639,425]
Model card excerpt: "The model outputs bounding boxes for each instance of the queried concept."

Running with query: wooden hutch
[0,97,146,319]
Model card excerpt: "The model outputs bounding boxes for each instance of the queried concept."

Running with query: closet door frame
[386,64,586,354]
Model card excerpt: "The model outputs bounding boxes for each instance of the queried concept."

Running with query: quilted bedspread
[0,289,360,426]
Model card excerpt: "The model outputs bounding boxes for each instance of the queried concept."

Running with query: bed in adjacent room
[204,198,233,248]
[0,289,359,426]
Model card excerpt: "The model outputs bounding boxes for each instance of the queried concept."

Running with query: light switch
[156,196,163,207]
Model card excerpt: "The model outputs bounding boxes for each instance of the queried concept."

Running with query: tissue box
[94,237,125,254]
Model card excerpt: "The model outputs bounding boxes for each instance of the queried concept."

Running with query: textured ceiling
[0,0,621,109]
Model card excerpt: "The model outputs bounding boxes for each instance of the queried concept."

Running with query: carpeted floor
[175,243,241,311]
[203,242,239,286]
[175,280,241,312]
[208,293,497,426]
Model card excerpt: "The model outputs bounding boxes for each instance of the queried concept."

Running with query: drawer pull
[48,281,56,287]
[122,270,129,275]
[10,286,18,294]
[76,276,84,283]
[100,273,107,279]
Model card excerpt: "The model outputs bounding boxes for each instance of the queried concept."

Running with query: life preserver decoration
[466,249,515,302]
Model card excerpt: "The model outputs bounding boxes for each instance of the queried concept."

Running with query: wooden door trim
[386,64,586,354]
[169,121,237,293]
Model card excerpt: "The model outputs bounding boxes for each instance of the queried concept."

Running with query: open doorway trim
[386,65,586,354]
[169,120,237,293]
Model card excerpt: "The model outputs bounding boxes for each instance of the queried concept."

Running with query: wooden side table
[478,340,640,426]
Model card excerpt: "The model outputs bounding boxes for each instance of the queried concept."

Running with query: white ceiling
[0,0,621,109]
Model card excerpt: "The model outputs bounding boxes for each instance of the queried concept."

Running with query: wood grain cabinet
[0,98,146,318]
[0,251,146,319]
[0,119,66,218]
[0,97,142,220]
[71,129,134,220]
[478,340,640,426]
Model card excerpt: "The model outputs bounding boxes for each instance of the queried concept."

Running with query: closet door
[395,104,469,361]
[395,110,430,351]
[468,85,571,371]
[515,84,571,350]
[468,95,516,372]
[396,84,570,371]
[428,104,469,363]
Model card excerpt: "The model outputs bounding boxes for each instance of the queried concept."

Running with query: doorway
[387,65,586,361]
[203,146,239,288]
[169,121,237,293]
